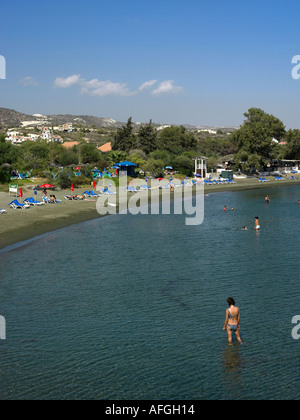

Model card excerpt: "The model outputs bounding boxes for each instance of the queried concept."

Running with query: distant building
[50,135,63,143]
[98,142,112,153]
[268,159,300,173]
[62,141,79,149]
[59,123,73,133]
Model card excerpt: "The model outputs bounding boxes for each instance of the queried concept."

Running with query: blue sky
[1,0,300,128]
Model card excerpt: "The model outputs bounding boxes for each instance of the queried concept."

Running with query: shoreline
[0,178,300,251]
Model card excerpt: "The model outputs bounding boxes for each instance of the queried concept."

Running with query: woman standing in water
[223,298,242,344]
[254,216,261,232]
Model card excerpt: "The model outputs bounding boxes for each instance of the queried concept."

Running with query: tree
[231,108,286,171]
[158,126,197,154]
[16,140,50,171]
[0,134,17,166]
[79,143,101,164]
[112,117,136,152]
[136,120,158,155]
[284,130,300,160]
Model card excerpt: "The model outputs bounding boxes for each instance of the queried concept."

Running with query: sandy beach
[1,177,300,250]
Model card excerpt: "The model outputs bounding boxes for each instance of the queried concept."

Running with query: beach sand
[0,177,299,250]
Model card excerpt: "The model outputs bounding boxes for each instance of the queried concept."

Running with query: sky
[1,0,300,128]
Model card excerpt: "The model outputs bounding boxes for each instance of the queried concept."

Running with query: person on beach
[254,216,261,231]
[223,298,242,344]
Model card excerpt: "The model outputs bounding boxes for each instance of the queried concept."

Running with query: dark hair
[227,297,235,306]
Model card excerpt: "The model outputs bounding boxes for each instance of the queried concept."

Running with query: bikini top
[227,308,239,319]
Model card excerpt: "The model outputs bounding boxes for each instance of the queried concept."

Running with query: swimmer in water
[223,298,242,344]
[265,195,270,204]
[255,216,261,231]
[243,226,248,231]
[223,206,228,212]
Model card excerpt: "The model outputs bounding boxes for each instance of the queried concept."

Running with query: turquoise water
[1,186,300,400]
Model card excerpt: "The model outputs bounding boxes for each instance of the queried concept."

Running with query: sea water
[0,186,300,400]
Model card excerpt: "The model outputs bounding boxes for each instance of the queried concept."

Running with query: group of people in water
[223,193,300,344]
[222,194,274,344]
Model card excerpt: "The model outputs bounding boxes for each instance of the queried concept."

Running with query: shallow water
[0,186,300,400]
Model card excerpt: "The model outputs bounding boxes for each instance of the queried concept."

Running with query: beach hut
[114,161,138,177]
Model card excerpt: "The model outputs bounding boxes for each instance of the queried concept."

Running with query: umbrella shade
[19,188,23,198]
[40,184,55,189]
[156,178,164,181]
[71,183,74,192]
[166,166,173,170]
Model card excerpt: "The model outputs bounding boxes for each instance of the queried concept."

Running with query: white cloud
[80,78,133,97]
[152,80,183,96]
[53,74,81,88]
[53,75,183,97]
[138,80,158,91]
[19,76,39,86]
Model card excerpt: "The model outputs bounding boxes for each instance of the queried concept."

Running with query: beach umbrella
[93,180,96,189]
[71,183,74,192]
[19,188,23,198]
[34,187,37,196]
[40,184,55,189]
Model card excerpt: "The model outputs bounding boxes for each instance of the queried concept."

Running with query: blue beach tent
[113,161,138,177]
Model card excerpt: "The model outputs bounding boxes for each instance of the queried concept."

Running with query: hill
[0,107,238,133]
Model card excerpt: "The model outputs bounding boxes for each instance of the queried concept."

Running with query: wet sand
[0,177,299,250]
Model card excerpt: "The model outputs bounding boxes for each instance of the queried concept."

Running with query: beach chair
[9,200,30,209]
[24,197,44,206]
[103,188,116,195]
[88,191,101,197]
[0,209,7,214]
[83,191,93,198]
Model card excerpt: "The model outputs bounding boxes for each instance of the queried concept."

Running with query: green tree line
[1,108,300,184]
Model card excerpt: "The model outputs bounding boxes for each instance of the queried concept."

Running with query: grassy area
[0,179,36,193]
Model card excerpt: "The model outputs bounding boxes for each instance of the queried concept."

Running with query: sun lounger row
[9,197,63,209]
[9,200,31,209]
[204,179,235,185]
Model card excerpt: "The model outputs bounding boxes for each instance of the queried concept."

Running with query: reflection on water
[223,344,243,399]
